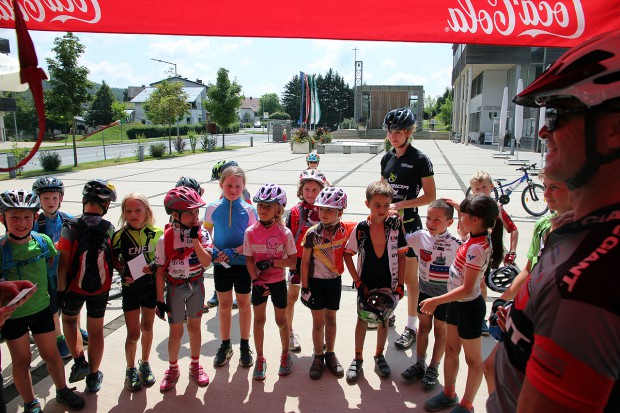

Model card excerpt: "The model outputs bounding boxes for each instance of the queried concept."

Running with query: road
[1,132,271,173]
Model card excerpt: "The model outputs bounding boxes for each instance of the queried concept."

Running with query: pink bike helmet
[253,183,287,206]
[299,169,327,187]
[314,187,347,209]
[164,187,205,214]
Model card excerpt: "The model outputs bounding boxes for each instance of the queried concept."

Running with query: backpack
[36,211,70,240]
[0,232,54,285]
[65,217,113,295]
[162,226,195,275]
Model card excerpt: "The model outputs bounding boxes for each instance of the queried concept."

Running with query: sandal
[374,355,391,377]
[346,359,363,382]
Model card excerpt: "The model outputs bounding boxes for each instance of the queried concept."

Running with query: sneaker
[138,360,156,387]
[125,367,143,392]
[450,405,474,413]
[481,320,490,336]
[402,360,426,382]
[213,344,233,366]
[80,328,89,345]
[424,391,459,412]
[85,371,103,393]
[253,356,267,381]
[309,354,324,380]
[367,320,378,330]
[57,336,71,359]
[189,363,210,386]
[395,327,417,350]
[206,292,219,308]
[232,299,238,310]
[159,368,180,392]
[56,387,85,410]
[69,359,89,383]
[288,333,301,353]
[24,399,42,413]
[239,345,254,367]
[422,366,440,389]
[389,315,396,327]
[201,305,210,313]
[325,352,344,377]
[346,359,363,383]
[374,355,391,377]
[278,352,293,376]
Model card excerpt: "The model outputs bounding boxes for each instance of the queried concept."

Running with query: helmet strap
[9,231,31,241]
[565,111,620,190]
[259,218,275,228]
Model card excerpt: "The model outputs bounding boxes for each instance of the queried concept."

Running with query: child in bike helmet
[419,195,497,413]
[204,164,257,369]
[285,168,327,353]
[242,183,297,380]
[300,186,355,380]
[344,181,408,383]
[305,153,333,186]
[154,186,213,392]
[56,179,117,393]
[112,193,163,391]
[0,189,86,412]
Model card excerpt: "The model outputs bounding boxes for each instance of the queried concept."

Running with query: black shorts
[446,295,486,340]
[49,285,59,314]
[308,277,342,311]
[62,291,109,319]
[214,265,252,294]
[404,215,423,257]
[417,291,448,322]
[252,280,287,309]
[1,307,55,340]
[288,257,302,285]
[122,278,157,312]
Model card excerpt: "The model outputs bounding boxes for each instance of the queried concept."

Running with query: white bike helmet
[253,183,287,206]
[357,288,399,326]
[314,187,347,209]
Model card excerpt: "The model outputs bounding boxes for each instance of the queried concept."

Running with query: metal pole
[102,129,107,160]
[13,112,18,142]
[250,135,253,147]
[7,153,16,179]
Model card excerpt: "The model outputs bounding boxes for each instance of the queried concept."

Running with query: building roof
[240,97,259,112]
[130,87,204,103]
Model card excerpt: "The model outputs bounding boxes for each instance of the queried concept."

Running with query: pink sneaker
[159,368,180,392]
[189,363,210,387]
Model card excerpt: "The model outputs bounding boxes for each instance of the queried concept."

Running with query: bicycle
[450,132,461,143]
[465,163,548,217]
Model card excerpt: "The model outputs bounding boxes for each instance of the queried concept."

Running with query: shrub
[291,128,311,143]
[10,143,29,175]
[188,129,198,153]
[269,111,291,120]
[149,143,167,158]
[313,127,332,144]
[174,136,187,153]
[39,150,62,171]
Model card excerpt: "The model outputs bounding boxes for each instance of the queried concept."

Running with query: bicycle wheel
[465,186,499,202]
[521,183,549,216]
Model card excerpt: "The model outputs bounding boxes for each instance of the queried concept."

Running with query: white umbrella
[514,79,524,159]
[0,53,29,92]
[498,87,508,152]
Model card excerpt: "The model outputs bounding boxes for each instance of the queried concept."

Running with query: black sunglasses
[544,106,587,131]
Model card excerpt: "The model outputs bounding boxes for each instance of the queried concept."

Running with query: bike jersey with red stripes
[448,233,491,302]
[302,221,355,279]
[489,204,620,413]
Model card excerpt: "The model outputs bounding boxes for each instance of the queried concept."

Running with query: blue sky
[0,30,454,102]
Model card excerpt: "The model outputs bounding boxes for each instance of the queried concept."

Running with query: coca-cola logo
[0,0,101,24]
[447,0,585,39]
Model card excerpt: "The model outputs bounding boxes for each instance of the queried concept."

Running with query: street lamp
[151,58,180,151]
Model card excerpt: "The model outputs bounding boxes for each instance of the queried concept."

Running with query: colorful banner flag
[313,75,321,125]
[298,71,305,126]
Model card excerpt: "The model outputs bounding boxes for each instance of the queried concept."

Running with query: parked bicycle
[465,163,548,217]
[450,132,461,143]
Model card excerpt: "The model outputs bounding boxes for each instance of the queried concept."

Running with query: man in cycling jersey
[488,30,620,412]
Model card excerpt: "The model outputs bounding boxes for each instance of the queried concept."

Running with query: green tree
[3,93,37,137]
[86,81,116,126]
[438,96,453,128]
[45,32,92,166]
[111,100,127,141]
[204,68,242,144]
[259,93,281,117]
[143,80,189,154]
[281,74,301,124]
[316,69,353,129]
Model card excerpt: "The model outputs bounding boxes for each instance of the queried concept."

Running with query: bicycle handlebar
[516,163,537,172]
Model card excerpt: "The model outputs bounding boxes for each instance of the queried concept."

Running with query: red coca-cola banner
[0,0,616,47]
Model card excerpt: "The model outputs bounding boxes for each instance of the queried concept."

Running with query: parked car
[253,121,262,128]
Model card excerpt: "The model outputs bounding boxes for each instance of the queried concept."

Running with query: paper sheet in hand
[7,284,37,306]
[128,254,148,280]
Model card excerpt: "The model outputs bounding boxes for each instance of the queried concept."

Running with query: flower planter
[291,141,310,154]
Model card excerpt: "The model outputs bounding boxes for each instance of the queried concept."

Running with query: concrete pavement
[1,138,545,412]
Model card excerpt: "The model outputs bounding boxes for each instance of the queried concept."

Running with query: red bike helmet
[164,186,205,214]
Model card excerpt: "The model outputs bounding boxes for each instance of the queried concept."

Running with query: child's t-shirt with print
[154,225,212,280]
[243,222,296,284]
[448,234,492,302]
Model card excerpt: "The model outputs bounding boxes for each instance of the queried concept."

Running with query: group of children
[1,151,556,413]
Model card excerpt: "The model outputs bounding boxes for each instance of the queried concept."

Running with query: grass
[1,145,243,181]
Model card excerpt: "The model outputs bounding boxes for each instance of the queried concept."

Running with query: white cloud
[382,59,397,68]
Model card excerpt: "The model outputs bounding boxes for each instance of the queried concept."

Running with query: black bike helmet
[32,176,65,195]
[211,160,238,181]
[0,190,40,212]
[486,266,519,293]
[514,30,620,189]
[175,176,204,196]
[82,179,117,214]
[382,107,415,131]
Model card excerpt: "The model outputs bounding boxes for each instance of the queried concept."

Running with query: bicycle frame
[495,171,531,197]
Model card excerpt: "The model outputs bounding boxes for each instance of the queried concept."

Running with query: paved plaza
[1,137,545,412]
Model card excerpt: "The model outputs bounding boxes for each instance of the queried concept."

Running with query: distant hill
[26,80,127,102]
